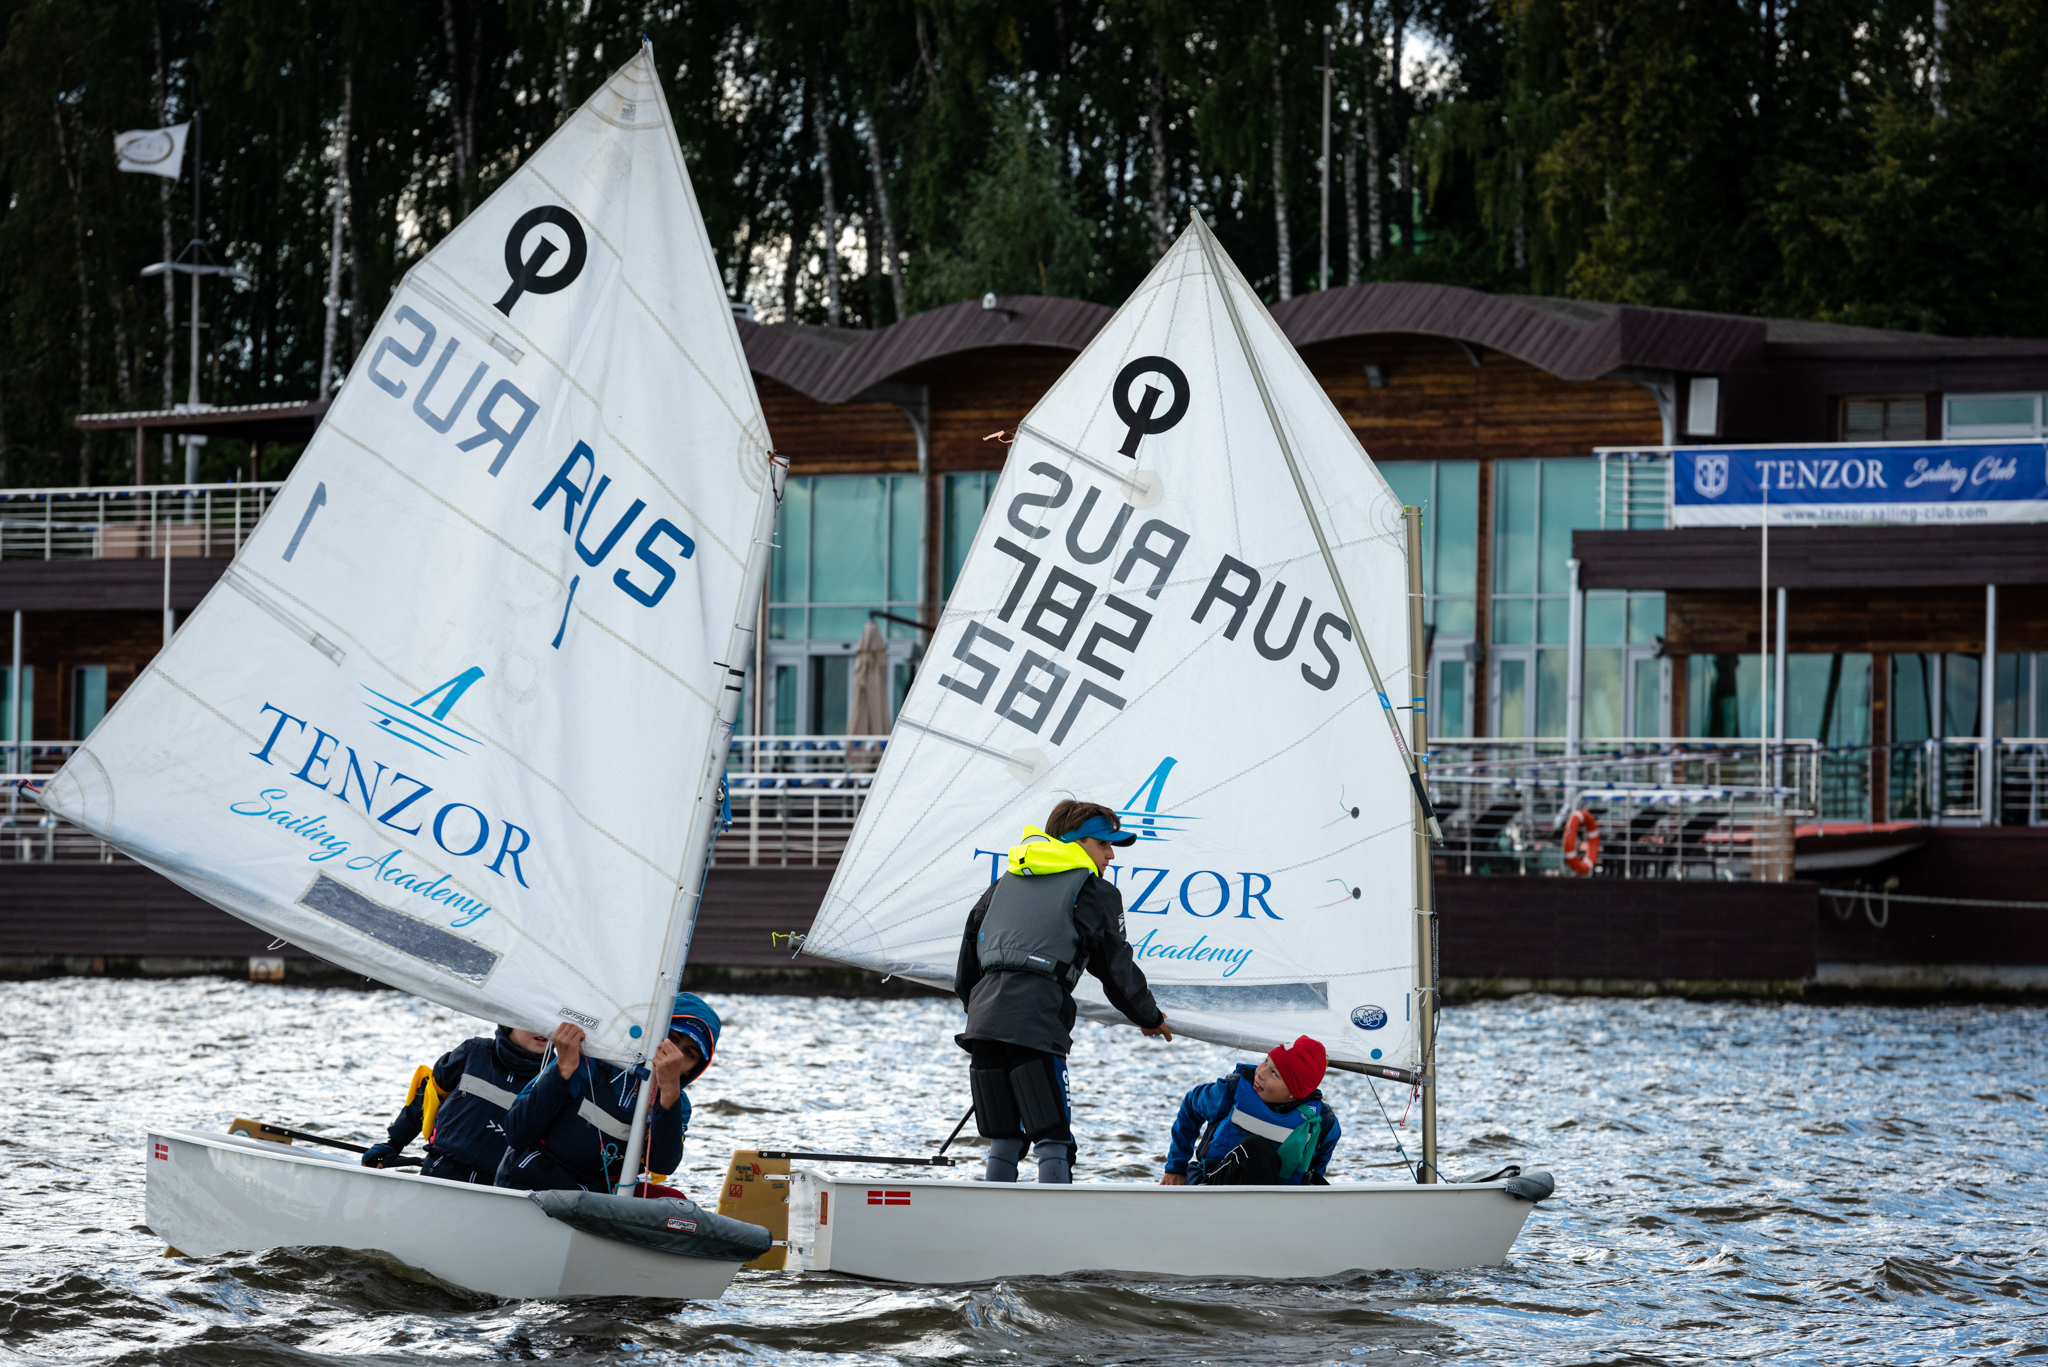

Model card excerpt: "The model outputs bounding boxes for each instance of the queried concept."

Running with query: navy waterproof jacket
[385,1029,544,1176]
[1164,1063,1341,1181]
[497,1057,686,1191]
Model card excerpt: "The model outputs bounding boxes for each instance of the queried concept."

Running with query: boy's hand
[552,1022,585,1079]
[651,1037,687,1108]
[1141,1013,1173,1041]
[1159,1172,1186,1186]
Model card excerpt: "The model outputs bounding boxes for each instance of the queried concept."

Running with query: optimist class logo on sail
[225,673,538,930]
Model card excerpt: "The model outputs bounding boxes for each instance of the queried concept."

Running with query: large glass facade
[1381,461,1480,737]
[765,473,923,734]
[942,471,999,596]
[1490,458,1664,738]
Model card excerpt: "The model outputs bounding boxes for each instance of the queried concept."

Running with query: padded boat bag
[528,1189,773,1261]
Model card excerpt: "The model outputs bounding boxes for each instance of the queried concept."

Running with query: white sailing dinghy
[40,47,782,1299]
[791,217,1551,1284]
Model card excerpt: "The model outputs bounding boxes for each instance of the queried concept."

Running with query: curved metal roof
[738,281,2037,404]
[739,295,1112,404]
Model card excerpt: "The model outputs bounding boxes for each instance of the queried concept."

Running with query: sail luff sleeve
[1189,215,1442,841]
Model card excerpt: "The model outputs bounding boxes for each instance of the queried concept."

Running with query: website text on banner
[1667,442,2048,527]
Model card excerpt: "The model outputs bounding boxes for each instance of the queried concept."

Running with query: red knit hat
[1268,1036,1328,1098]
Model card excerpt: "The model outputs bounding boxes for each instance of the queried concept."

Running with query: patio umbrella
[848,619,891,760]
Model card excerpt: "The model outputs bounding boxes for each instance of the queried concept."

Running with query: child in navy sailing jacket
[493,993,720,1193]
[362,1025,549,1183]
[1161,1036,1341,1186]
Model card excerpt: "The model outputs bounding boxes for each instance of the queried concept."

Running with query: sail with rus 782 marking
[803,218,1422,1073]
[40,47,778,1066]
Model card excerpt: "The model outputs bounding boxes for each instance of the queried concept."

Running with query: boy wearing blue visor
[955,800,1173,1184]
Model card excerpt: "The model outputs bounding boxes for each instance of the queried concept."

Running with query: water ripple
[2,979,2045,1363]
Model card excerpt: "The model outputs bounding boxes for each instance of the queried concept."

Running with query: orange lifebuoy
[1563,809,1600,876]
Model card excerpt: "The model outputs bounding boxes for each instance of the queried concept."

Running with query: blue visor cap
[1061,815,1136,846]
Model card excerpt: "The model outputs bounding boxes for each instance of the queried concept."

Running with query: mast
[613,457,784,1190]
[1405,505,1438,1183]
[1189,214,1443,841]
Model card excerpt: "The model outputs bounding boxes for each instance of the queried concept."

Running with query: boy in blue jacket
[1161,1035,1341,1186]
[494,993,720,1193]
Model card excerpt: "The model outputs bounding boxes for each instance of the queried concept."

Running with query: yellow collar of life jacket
[1006,825,1099,877]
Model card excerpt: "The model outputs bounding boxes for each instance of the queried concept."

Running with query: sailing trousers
[967,1039,1076,1182]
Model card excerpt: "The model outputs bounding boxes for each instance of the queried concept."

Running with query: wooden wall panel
[756,376,917,475]
[1435,874,1816,980]
[1666,586,2048,655]
[13,609,163,739]
[910,347,1078,475]
[1299,336,1664,462]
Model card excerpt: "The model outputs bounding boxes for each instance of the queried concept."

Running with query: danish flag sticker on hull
[867,1189,911,1206]
[153,1141,169,1160]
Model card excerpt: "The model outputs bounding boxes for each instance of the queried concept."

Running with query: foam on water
[2,978,2044,1364]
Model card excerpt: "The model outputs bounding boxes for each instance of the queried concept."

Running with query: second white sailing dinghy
[39,47,782,1299]
[794,218,1553,1283]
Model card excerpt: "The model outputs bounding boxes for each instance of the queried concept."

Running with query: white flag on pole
[115,123,190,179]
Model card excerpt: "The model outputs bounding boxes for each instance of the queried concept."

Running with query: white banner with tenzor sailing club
[41,50,773,1063]
[1657,440,2048,527]
[805,222,1422,1073]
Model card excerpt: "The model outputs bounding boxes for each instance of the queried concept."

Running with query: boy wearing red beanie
[1160,1036,1341,1186]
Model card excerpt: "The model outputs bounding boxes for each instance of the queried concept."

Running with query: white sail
[40,49,774,1064]
[804,221,1421,1072]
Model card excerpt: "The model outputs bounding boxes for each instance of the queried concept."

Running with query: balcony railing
[0,482,285,560]
[11,735,2048,871]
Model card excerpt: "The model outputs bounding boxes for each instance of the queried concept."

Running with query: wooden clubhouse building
[7,281,2048,992]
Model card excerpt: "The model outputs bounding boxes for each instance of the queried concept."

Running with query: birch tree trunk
[1344,116,1361,285]
[1270,21,1292,301]
[813,91,842,326]
[53,103,93,484]
[320,68,353,399]
[863,117,904,319]
[1148,55,1171,258]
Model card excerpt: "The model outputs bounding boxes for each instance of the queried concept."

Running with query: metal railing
[0,482,284,560]
[1423,738,1815,880]
[712,735,887,867]
[1595,452,1671,530]
[13,732,2044,874]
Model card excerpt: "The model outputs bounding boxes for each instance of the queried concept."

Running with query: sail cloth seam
[574,607,714,713]
[1012,424,1151,498]
[524,163,763,560]
[409,260,753,575]
[144,661,633,1014]
[803,611,1232,960]
[1190,215,1436,840]
[326,426,565,582]
[233,555,690,888]
[1264,819,1411,877]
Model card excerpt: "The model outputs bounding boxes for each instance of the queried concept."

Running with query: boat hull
[788,1170,1538,1283]
[146,1127,741,1300]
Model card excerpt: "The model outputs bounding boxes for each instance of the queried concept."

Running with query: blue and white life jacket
[427,1033,543,1174]
[1197,1074,1324,1185]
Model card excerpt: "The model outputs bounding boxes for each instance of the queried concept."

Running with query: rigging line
[1188,214,1442,841]
[1361,1072,1418,1182]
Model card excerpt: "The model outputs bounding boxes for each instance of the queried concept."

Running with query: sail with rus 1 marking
[41,48,776,1065]
[804,219,1421,1072]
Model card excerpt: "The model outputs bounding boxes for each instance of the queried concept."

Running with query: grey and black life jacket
[975,868,1090,987]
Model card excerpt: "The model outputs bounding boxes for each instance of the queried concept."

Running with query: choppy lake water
[2,978,2044,1364]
